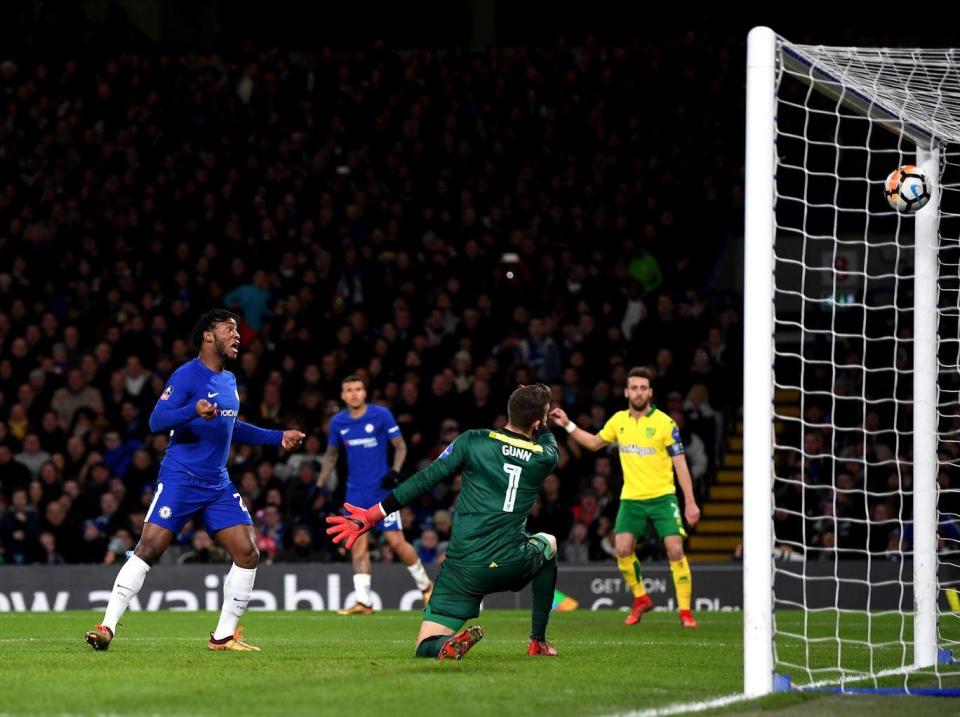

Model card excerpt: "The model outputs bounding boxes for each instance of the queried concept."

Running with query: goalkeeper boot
[527,636,559,656]
[624,594,654,625]
[437,626,484,660]
[422,580,435,607]
[679,610,698,628]
[84,624,113,651]
[337,602,374,616]
[208,626,261,651]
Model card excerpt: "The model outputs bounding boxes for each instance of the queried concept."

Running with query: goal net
[743,27,960,696]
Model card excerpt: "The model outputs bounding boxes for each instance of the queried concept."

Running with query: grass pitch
[0,610,955,716]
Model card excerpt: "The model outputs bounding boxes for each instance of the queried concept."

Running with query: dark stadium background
[1,1,951,571]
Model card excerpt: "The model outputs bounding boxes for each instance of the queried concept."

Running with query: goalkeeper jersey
[392,428,559,565]
[598,406,685,501]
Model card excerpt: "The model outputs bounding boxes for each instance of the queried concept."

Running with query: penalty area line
[603,692,753,717]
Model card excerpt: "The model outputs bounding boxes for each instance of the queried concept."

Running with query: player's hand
[380,469,402,489]
[196,399,218,420]
[325,502,385,549]
[685,502,701,527]
[549,407,569,427]
[281,430,306,450]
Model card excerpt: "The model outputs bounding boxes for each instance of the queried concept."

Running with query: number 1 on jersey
[502,464,522,512]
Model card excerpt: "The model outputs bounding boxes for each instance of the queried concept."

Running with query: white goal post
[744,26,960,696]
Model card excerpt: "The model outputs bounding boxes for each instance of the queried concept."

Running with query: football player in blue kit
[317,376,433,614]
[84,310,305,652]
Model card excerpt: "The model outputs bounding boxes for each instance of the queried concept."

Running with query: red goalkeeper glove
[325,502,385,549]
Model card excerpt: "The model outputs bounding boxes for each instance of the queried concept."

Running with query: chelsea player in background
[85,310,305,652]
[317,375,433,614]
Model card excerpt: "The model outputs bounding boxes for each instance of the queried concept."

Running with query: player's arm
[389,435,407,472]
[548,407,610,452]
[316,444,338,488]
[148,374,204,432]
[326,434,468,548]
[534,425,561,468]
[666,425,701,526]
[233,421,303,450]
[382,434,408,488]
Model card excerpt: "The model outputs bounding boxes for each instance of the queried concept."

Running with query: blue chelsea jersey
[149,358,280,484]
[328,404,400,489]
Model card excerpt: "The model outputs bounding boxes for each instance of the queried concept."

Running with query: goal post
[743,24,777,699]
[743,26,958,696]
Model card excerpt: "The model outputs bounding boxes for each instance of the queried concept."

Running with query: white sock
[213,564,257,640]
[102,555,151,633]
[353,573,372,605]
[407,560,431,591]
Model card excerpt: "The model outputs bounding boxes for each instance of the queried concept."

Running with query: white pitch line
[603,693,754,717]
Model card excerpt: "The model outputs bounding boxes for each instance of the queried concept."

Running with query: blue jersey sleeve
[382,408,401,439]
[149,368,197,433]
[233,420,283,446]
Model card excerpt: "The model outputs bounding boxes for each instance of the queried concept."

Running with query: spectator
[50,369,103,431]
[14,434,51,478]
[178,529,228,564]
[37,531,65,565]
[561,522,591,563]
[416,529,441,565]
[0,488,40,564]
[278,525,324,563]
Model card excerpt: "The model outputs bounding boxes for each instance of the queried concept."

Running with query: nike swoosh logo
[339,429,350,435]
[208,392,219,398]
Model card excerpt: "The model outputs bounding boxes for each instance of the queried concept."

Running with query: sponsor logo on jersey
[619,444,657,456]
[160,385,173,401]
[346,437,379,448]
[220,409,239,417]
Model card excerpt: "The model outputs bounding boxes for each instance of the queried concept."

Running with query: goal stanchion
[744,26,960,697]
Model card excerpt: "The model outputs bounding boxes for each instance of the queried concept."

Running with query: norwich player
[550,367,700,628]
[326,384,561,659]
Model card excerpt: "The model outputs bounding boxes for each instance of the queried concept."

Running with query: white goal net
[744,28,960,696]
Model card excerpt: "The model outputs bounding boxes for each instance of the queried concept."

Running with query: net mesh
[770,37,960,692]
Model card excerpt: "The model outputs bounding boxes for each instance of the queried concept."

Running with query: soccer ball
[884,164,931,213]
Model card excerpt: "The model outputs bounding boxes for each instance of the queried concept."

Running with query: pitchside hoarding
[0,562,923,612]
[0,563,743,613]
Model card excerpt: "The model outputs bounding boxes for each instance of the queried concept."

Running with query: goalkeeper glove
[325,502,385,549]
[380,469,402,489]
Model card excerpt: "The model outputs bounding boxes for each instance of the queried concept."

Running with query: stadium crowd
[0,11,743,565]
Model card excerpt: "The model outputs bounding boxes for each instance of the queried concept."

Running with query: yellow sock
[670,557,693,611]
[617,555,646,598]
[947,587,960,613]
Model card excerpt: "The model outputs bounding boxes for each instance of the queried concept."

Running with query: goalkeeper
[327,384,561,660]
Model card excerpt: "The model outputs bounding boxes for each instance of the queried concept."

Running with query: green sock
[530,556,558,640]
[415,634,449,658]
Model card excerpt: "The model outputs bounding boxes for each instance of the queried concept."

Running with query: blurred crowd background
[12,4,934,567]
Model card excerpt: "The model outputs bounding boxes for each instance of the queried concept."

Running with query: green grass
[0,611,957,716]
